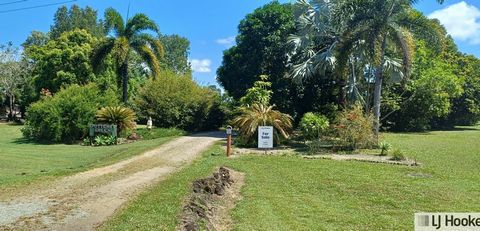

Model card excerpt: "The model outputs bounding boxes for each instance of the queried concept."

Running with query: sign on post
[258,126,273,149]
[89,124,117,138]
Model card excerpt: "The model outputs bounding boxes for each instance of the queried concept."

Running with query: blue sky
[0,0,478,87]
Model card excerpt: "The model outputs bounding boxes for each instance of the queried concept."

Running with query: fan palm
[233,103,293,145]
[92,8,164,103]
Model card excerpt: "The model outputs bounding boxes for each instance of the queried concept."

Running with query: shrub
[134,71,225,131]
[379,142,392,156]
[299,112,330,141]
[136,128,186,140]
[22,84,118,143]
[232,103,293,146]
[96,106,136,135]
[391,149,406,161]
[93,135,117,146]
[333,105,376,151]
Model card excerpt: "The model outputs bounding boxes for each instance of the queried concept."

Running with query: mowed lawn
[0,123,182,193]
[103,125,480,230]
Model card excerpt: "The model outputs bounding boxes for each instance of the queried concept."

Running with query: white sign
[226,126,233,135]
[258,126,273,149]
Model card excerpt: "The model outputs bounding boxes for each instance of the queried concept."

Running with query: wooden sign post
[226,126,233,157]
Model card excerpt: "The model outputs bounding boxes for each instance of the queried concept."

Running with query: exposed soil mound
[180,167,244,231]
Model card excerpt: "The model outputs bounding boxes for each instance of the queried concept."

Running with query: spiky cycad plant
[96,106,136,134]
[92,8,164,103]
[233,103,293,145]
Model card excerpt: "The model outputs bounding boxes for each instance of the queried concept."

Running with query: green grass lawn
[103,125,480,230]
[0,124,182,193]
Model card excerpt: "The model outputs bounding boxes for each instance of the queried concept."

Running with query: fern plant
[96,106,136,135]
[232,103,293,145]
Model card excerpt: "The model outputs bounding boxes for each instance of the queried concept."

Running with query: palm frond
[104,8,125,37]
[132,44,161,79]
[91,38,115,72]
[389,23,414,79]
[125,14,159,38]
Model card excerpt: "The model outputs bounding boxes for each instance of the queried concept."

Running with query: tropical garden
[0,0,479,230]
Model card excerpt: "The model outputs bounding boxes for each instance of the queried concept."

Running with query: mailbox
[226,126,233,135]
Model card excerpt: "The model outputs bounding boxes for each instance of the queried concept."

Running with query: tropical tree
[289,0,444,135]
[92,8,163,103]
[233,103,293,145]
[96,106,136,134]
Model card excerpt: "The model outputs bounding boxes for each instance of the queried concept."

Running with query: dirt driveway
[0,132,223,230]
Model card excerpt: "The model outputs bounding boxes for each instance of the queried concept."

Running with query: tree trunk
[121,58,129,104]
[8,94,14,121]
[373,37,388,136]
[338,78,347,108]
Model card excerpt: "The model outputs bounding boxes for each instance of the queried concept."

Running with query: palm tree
[289,0,444,136]
[233,103,293,145]
[92,8,164,103]
[338,0,444,135]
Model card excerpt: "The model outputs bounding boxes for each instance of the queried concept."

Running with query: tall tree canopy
[92,8,164,103]
[26,29,99,94]
[50,5,106,39]
[217,2,304,116]
[159,34,191,75]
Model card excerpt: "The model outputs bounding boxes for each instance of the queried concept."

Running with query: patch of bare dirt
[0,132,223,231]
[179,167,245,231]
[304,154,420,166]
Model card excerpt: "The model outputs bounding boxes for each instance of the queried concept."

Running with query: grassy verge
[105,126,480,230]
[0,124,182,192]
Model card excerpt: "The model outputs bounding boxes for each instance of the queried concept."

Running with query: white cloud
[190,59,212,73]
[216,36,236,47]
[428,1,480,44]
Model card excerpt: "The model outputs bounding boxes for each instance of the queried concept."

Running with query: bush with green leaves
[379,142,392,156]
[232,103,293,146]
[333,105,376,151]
[96,106,136,135]
[135,71,225,131]
[391,149,406,161]
[22,84,118,143]
[299,112,330,141]
[93,135,117,146]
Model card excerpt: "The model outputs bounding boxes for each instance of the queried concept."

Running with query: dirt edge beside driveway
[0,132,223,231]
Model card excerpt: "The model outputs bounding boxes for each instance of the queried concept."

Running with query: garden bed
[303,154,420,166]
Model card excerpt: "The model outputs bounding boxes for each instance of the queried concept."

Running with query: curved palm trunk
[373,37,387,136]
[121,58,129,104]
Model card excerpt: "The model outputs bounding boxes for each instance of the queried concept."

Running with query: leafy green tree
[92,8,163,103]
[134,70,224,131]
[22,31,50,49]
[0,43,29,121]
[239,75,272,107]
[50,5,105,39]
[159,34,191,75]
[217,1,296,113]
[25,29,99,94]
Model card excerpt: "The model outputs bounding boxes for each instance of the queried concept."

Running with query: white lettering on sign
[258,126,273,149]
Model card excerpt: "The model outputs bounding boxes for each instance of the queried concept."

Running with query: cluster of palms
[92,8,163,104]
[288,0,444,135]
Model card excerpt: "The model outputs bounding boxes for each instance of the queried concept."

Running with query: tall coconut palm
[290,0,444,136]
[92,8,164,103]
[338,0,444,135]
